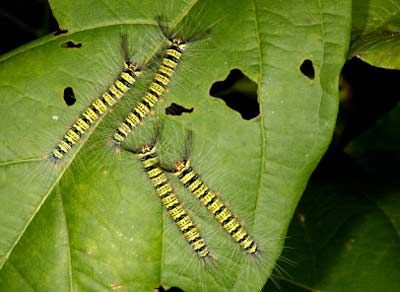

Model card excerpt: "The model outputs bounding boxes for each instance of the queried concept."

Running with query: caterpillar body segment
[50,62,142,161]
[112,38,186,145]
[137,145,210,258]
[174,160,258,254]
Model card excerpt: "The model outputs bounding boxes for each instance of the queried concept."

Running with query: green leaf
[262,178,400,292]
[263,101,400,292]
[351,0,400,69]
[0,0,351,291]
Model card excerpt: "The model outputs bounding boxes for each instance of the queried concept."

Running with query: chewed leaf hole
[210,69,259,120]
[63,87,76,106]
[165,103,194,116]
[300,59,315,80]
[157,285,184,292]
[61,40,82,48]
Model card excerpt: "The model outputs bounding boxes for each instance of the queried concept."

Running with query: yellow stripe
[113,132,124,143]
[193,183,209,199]
[188,179,202,192]
[159,65,174,77]
[150,173,167,186]
[120,71,135,85]
[162,58,178,70]
[82,108,98,123]
[200,191,216,206]
[92,99,107,114]
[114,80,129,93]
[180,170,196,185]
[224,218,240,233]
[176,216,192,231]
[161,193,179,207]
[52,149,64,159]
[147,167,162,179]
[118,123,130,136]
[58,140,71,152]
[109,84,123,99]
[143,157,157,169]
[166,48,182,60]
[232,228,247,242]
[215,207,232,223]
[74,118,90,134]
[208,197,224,215]
[149,82,165,96]
[156,183,173,197]
[143,93,158,107]
[154,73,170,86]
[169,205,186,220]
[102,92,116,107]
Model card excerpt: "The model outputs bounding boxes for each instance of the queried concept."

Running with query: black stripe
[118,77,131,87]
[132,110,143,121]
[56,145,67,154]
[175,212,187,223]
[184,174,199,188]
[62,137,73,147]
[157,69,171,79]
[90,104,101,115]
[140,152,156,161]
[168,203,180,212]
[80,115,92,125]
[148,88,160,98]
[198,189,209,201]
[214,205,225,216]
[205,196,216,208]
[152,173,166,187]
[154,79,167,88]
[71,127,82,137]
[171,44,184,54]
[123,67,137,79]
[178,166,192,180]
[160,191,173,199]
[237,233,248,243]
[188,234,200,244]
[195,244,207,253]
[230,224,241,236]
[144,162,158,173]
[164,54,179,64]
[245,241,256,252]
[141,99,152,109]
[190,181,203,194]
[222,215,234,226]
[51,153,61,160]
[116,129,127,139]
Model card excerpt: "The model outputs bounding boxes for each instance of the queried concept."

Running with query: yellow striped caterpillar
[166,131,258,254]
[50,35,142,161]
[112,37,186,145]
[133,143,210,258]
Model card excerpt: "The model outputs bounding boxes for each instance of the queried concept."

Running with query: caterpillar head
[175,159,190,172]
[125,62,142,75]
[172,37,187,51]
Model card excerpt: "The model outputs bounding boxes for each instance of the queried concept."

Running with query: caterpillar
[50,37,142,161]
[112,37,186,145]
[173,159,258,254]
[136,144,210,258]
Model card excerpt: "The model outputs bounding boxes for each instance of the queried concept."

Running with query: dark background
[1,1,399,291]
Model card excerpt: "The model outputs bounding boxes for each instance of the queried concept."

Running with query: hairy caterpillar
[50,35,143,161]
[132,143,210,258]
[112,36,186,145]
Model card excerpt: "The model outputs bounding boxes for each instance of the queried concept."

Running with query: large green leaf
[0,0,351,291]
[351,0,400,69]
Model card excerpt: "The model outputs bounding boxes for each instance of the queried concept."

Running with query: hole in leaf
[300,59,315,80]
[54,28,68,36]
[61,40,82,48]
[209,69,259,120]
[63,87,76,106]
[165,103,194,116]
[157,286,184,292]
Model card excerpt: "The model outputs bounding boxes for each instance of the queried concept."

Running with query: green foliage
[1,0,398,291]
